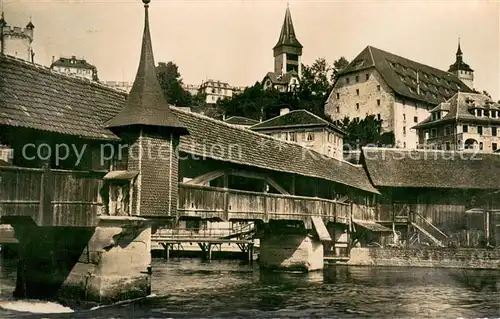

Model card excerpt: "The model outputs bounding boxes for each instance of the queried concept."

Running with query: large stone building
[0,12,34,62]
[250,108,345,160]
[324,44,473,149]
[262,4,301,92]
[50,56,99,81]
[413,92,500,152]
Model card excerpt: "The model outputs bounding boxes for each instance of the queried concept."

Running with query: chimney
[280,108,290,116]
[52,56,55,64]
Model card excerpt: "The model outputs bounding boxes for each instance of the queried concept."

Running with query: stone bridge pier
[257,219,331,272]
[4,216,152,307]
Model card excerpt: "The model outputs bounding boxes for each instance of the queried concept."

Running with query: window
[289,132,297,142]
[403,126,406,134]
[403,114,406,122]
[478,126,483,135]
[493,143,498,151]
[377,114,381,120]
[356,103,359,110]
[463,125,468,133]
[402,99,406,106]
[444,125,450,136]
[346,78,350,84]
[355,75,359,82]
[493,127,498,136]
[377,99,381,106]
[336,93,340,99]
[480,142,484,150]
[306,132,314,141]
[356,89,360,96]
[336,106,340,113]
[414,116,418,123]
[365,73,370,81]
[327,133,332,142]
[424,130,429,140]
[431,128,437,138]
[477,109,483,117]
[377,85,381,91]
[403,142,406,148]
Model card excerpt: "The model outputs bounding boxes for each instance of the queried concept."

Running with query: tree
[330,57,349,83]
[300,58,331,97]
[156,62,192,107]
[216,57,350,121]
[334,115,394,149]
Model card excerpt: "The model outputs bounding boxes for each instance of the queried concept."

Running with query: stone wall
[259,233,323,272]
[348,247,500,269]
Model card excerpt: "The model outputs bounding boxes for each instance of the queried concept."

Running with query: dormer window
[477,109,483,117]
[492,111,497,118]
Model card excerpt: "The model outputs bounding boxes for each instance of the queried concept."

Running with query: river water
[0,257,499,318]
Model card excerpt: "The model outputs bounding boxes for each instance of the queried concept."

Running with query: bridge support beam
[258,220,324,272]
[10,216,151,308]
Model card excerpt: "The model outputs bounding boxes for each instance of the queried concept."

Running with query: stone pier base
[12,216,151,307]
[259,226,324,272]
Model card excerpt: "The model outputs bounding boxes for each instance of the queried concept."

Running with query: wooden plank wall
[0,166,105,227]
[178,183,354,223]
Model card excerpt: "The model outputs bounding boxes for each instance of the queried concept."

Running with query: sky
[4,0,500,99]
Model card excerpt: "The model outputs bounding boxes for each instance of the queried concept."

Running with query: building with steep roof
[325,45,473,150]
[0,12,35,62]
[448,39,474,89]
[50,55,99,81]
[250,108,345,160]
[413,92,500,152]
[262,4,302,92]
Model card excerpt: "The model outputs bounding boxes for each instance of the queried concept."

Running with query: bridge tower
[9,0,188,306]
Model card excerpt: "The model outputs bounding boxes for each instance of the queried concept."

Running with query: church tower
[273,3,302,78]
[448,38,474,89]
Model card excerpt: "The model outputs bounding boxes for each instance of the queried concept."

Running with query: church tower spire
[273,3,302,78]
[448,37,474,89]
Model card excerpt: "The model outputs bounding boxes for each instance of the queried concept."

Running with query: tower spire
[105,0,188,135]
[456,37,462,56]
[273,3,302,50]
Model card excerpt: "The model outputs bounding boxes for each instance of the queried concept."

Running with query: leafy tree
[216,57,351,121]
[156,62,192,107]
[330,57,349,83]
[334,115,394,149]
[301,58,331,96]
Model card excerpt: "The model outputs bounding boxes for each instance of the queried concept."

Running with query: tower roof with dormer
[273,4,302,50]
[105,0,188,135]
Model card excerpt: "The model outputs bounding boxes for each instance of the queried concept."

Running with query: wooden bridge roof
[362,147,500,190]
[0,54,378,194]
[173,108,379,194]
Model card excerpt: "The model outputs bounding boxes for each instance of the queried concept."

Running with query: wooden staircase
[409,211,449,247]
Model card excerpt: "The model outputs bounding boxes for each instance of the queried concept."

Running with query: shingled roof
[273,5,302,50]
[0,54,125,141]
[339,46,473,105]
[263,71,299,86]
[413,92,500,129]
[250,109,345,134]
[104,1,188,135]
[173,108,378,194]
[362,147,500,189]
[0,55,377,194]
[224,116,259,126]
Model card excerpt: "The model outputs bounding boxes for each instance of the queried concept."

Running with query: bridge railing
[178,183,351,223]
[0,166,105,227]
